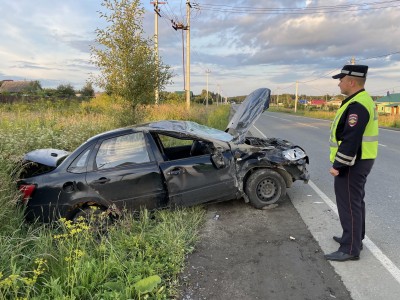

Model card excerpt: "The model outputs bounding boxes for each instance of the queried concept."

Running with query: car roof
[86,120,233,148]
[136,120,233,142]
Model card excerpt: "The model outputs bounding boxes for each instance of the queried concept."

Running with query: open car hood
[225,88,270,143]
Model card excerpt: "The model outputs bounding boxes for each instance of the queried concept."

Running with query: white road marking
[252,126,266,137]
[253,124,400,285]
[266,114,320,128]
[308,180,400,285]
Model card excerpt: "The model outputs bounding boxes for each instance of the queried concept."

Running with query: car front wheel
[245,169,286,208]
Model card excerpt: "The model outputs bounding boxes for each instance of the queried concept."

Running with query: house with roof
[308,99,326,108]
[375,93,400,115]
[327,99,342,108]
[0,80,42,94]
[298,99,308,105]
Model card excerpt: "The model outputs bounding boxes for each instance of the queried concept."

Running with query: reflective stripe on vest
[329,91,378,164]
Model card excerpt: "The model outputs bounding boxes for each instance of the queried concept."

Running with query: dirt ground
[178,196,352,300]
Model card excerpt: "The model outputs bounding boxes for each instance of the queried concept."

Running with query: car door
[159,149,237,207]
[85,132,167,211]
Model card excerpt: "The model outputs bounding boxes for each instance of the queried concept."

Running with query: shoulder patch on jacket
[348,114,358,127]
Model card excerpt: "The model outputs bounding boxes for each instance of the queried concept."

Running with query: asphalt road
[179,197,352,300]
[251,111,400,299]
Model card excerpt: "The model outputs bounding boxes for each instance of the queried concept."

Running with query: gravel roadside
[178,196,352,300]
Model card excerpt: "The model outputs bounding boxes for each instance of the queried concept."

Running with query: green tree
[56,84,76,98]
[81,82,95,98]
[90,0,172,106]
[26,80,42,94]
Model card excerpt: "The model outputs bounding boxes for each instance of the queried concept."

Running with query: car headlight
[282,147,306,161]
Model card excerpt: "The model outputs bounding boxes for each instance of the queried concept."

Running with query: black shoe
[324,251,359,262]
[333,236,363,250]
[333,236,341,244]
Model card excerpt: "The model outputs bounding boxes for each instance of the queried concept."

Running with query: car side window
[95,132,150,170]
[68,147,92,174]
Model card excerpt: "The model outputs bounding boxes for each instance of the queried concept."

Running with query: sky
[1,0,400,98]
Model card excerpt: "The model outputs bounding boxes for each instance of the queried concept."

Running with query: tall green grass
[0,96,230,299]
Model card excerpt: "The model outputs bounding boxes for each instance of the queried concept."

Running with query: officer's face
[338,76,351,95]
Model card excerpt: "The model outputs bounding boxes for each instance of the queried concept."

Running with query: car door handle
[168,168,185,176]
[92,177,110,184]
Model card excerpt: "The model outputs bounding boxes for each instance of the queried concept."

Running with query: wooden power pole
[152,1,165,104]
[185,1,191,109]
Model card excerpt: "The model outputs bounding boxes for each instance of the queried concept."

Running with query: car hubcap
[257,178,277,200]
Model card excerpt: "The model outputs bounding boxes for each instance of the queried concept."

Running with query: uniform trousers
[334,159,374,256]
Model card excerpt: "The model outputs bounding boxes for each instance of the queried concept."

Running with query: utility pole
[276,86,280,105]
[295,81,298,113]
[171,2,191,108]
[151,1,165,104]
[351,57,356,65]
[217,84,221,106]
[185,1,191,109]
[206,69,211,108]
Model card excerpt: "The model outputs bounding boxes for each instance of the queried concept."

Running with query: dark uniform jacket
[333,89,370,170]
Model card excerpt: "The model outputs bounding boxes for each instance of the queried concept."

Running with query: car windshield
[147,121,233,142]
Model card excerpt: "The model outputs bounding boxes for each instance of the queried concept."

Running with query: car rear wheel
[245,169,286,208]
[72,205,112,231]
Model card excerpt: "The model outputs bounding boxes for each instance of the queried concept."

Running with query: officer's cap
[332,64,368,79]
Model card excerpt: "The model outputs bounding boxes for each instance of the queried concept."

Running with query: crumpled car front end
[235,136,310,186]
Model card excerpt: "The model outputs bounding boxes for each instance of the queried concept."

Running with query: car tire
[245,169,286,208]
[72,206,111,231]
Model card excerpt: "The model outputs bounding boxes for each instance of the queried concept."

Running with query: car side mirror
[211,152,226,169]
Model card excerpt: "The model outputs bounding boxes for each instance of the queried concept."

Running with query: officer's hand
[329,167,339,177]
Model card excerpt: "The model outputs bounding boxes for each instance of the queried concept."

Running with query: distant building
[375,93,400,115]
[327,99,342,108]
[298,99,308,105]
[0,80,42,94]
[309,99,326,108]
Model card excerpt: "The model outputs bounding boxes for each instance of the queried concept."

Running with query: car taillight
[18,184,36,204]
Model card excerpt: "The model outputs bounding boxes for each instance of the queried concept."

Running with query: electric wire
[151,2,400,95]
[194,1,400,15]
[197,0,400,10]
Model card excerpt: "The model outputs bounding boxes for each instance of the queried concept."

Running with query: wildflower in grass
[65,249,85,262]
[53,217,91,240]
[0,274,19,287]
[0,258,47,298]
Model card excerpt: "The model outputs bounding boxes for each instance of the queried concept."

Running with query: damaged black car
[17,88,309,222]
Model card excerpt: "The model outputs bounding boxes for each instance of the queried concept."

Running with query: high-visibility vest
[329,91,378,164]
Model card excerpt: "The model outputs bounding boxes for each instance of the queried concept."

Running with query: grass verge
[0,97,231,299]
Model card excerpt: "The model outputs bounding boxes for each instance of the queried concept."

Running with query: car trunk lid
[18,149,70,179]
[23,148,70,167]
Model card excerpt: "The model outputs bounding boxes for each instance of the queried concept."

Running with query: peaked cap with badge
[332,65,368,79]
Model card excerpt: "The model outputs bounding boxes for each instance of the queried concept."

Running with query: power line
[157,2,206,67]
[194,1,400,15]
[197,0,400,9]
[298,50,400,84]
[358,51,400,61]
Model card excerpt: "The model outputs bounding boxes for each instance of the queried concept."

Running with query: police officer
[325,64,378,262]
